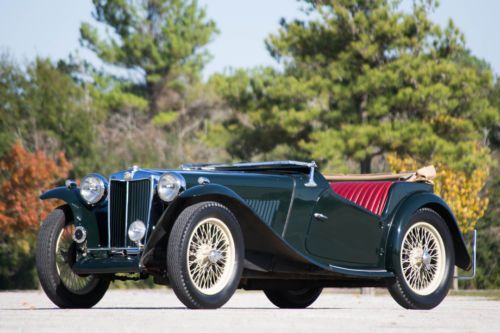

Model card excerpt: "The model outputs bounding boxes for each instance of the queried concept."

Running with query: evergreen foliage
[80,0,218,113]
[211,0,498,174]
[0,0,498,289]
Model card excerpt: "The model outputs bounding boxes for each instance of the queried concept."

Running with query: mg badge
[125,165,139,181]
[124,171,133,181]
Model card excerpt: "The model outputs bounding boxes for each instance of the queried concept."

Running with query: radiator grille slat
[109,179,151,248]
[126,180,151,247]
[110,181,126,247]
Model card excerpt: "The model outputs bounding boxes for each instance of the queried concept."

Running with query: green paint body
[40,167,471,277]
[40,187,102,247]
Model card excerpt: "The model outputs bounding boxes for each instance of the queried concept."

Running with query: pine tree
[80,0,218,115]
[212,0,498,173]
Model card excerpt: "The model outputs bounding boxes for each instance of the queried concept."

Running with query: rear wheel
[387,208,454,309]
[167,202,244,309]
[264,287,323,308]
[36,207,110,308]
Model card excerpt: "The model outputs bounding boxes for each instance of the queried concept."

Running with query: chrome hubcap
[401,222,446,295]
[208,249,224,264]
[187,218,235,295]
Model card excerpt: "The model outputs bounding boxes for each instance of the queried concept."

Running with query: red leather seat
[330,181,394,216]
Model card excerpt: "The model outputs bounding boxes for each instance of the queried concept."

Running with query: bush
[0,235,38,290]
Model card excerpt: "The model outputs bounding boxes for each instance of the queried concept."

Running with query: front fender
[179,183,247,202]
[40,187,101,247]
[385,192,472,271]
[141,184,246,256]
[141,184,313,270]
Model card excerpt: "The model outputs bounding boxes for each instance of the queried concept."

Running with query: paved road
[0,289,498,333]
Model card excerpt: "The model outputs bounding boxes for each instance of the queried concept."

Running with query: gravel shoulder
[1,289,498,333]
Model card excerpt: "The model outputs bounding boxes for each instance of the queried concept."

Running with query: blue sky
[0,0,499,79]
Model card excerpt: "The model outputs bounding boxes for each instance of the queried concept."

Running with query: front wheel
[36,207,110,308]
[387,208,455,309]
[264,287,323,308]
[167,202,244,309]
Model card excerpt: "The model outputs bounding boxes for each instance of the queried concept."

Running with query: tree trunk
[360,156,372,174]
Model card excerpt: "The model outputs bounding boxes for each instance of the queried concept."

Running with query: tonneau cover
[325,165,436,183]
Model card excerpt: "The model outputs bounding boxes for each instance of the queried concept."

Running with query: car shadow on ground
[1,306,348,311]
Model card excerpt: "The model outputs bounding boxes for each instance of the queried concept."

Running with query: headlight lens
[158,172,186,202]
[128,220,146,243]
[80,174,107,204]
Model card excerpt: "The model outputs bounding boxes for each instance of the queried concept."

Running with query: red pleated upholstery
[329,181,394,215]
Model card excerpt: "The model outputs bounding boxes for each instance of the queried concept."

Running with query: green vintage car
[36,161,475,309]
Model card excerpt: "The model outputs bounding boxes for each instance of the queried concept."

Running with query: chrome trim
[183,160,318,188]
[107,176,155,249]
[143,176,155,242]
[125,165,140,181]
[181,160,317,170]
[158,172,186,202]
[304,161,317,187]
[281,177,296,238]
[107,180,111,248]
[124,181,129,246]
[198,176,210,185]
[65,179,77,189]
[80,173,108,205]
[123,248,143,254]
[87,247,143,252]
[313,213,328,221]
[329,264,389,273]
[454,229,477,280]
[72,226,87,244]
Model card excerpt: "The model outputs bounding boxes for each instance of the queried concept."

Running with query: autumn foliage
[0,142,71,238]
[387,154,489,234]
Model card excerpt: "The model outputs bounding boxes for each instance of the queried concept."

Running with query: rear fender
[40,187,101,247]
[385,192,471,271]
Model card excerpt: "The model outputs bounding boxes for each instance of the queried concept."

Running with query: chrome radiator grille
[108,179,152,248]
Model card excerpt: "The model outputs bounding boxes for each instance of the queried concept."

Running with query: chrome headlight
[80,174,107,205]
[158,172,186,202]
[128,220,146,243]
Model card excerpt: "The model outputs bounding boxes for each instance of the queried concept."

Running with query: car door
[305,188,384,267]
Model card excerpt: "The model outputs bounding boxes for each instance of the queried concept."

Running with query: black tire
[264,287,323,308]
[36,207,110,308]
[387,208,455,309]
[167,202,244,309]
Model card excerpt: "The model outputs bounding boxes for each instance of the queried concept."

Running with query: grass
[449,289,500,300]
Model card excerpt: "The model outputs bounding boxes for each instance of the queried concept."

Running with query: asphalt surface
[0,289,498,333]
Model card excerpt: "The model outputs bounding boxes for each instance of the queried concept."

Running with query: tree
[0,141,70,238]
[0,142,70,289]
[78,0,223,172]
[469,153,500,289]
[0,56,100,175]
[464,78,500,289]
[387,154,488,234]
[0,53,25,157]
[80,0,218,115]
[212,0,498,173]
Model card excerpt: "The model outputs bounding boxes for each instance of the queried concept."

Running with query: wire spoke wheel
[400,222,446,296]
[55,225,98,295]
[186,217,236,295]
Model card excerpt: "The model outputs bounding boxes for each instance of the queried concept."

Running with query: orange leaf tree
[387,154,489,234]
[0,141,71,238]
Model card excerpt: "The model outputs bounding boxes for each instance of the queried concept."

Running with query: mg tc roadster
[36,161,475,309]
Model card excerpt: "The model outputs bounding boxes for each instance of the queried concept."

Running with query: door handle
[314,213,328,221]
